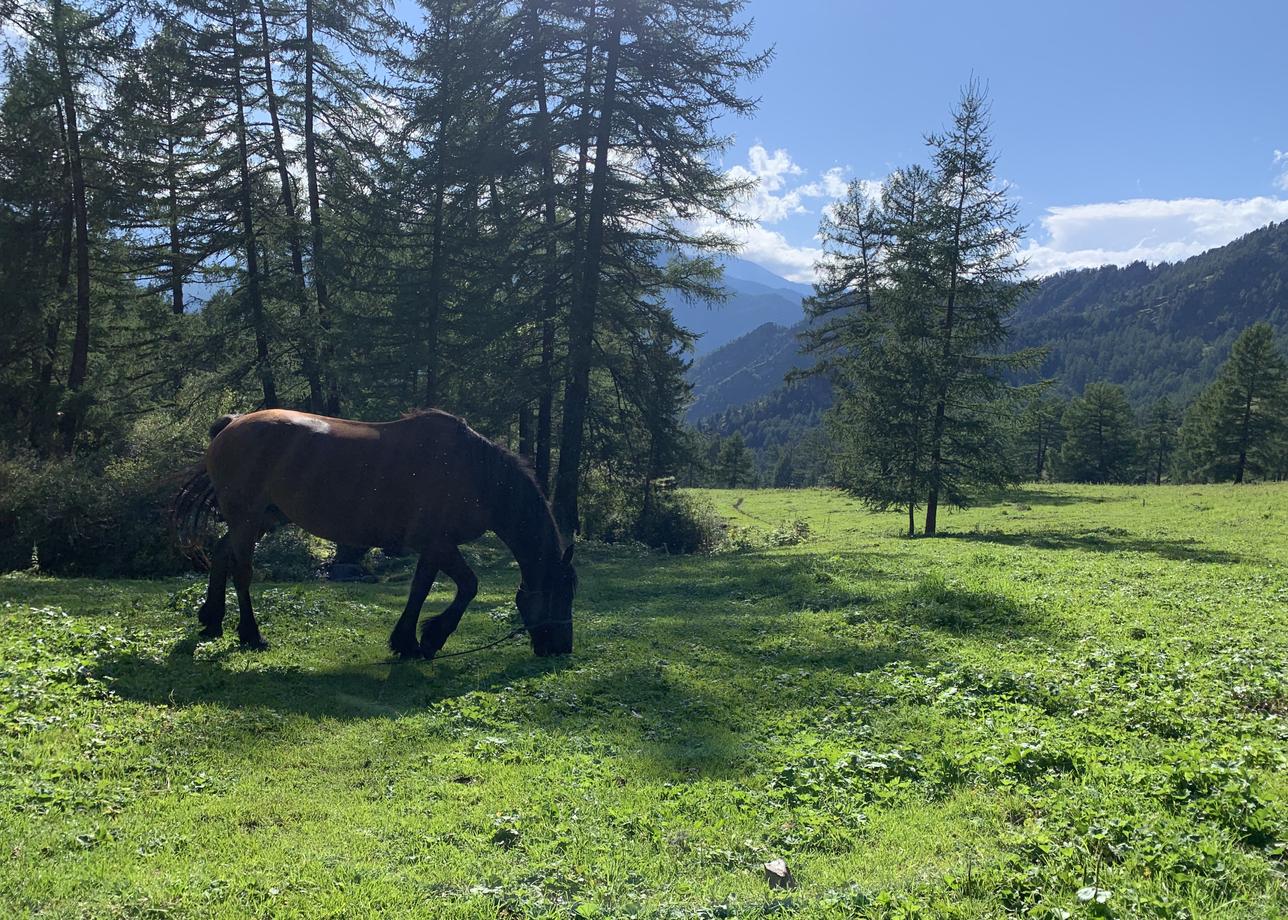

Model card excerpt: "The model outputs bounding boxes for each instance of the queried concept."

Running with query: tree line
[0,0,766,568]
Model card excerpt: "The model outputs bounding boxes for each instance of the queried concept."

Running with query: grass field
[1,485,1286,918]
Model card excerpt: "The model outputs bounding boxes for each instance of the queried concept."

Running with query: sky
[710,0,1288,282]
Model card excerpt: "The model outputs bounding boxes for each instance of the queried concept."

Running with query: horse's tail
[171,415,237,568]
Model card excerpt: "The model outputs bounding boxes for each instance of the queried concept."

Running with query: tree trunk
[31,106,74,453]
[304,0,340,414]
[232,23,278,408]
[518,402,534,460]
[530,0,562,493]
[164,84,184,315]
[924,111,977,535]
[553,4,617,537]
[257,0,322,411]
[52,0,91,453]
[422,12,453,407]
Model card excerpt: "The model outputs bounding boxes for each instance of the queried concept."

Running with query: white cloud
[699,145,858,283]
[1022,196,1288,276]
[1275,150,1288,193]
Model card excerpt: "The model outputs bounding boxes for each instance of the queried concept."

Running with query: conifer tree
[1141,396,1176,485]
[1176,323,1287,482]
[1058,382,1138,483]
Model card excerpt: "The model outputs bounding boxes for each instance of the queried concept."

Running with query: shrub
[253,528,329,581]
[0,411,211,577]
[634,491,725,554]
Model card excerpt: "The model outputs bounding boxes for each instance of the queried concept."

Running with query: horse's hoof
[389,636,423,659]
[197,626,223,641]
[239,636,269,651]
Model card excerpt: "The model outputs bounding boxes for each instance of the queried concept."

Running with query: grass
[1,483,1286,918]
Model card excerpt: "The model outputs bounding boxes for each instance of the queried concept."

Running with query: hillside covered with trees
[690,219,1288,487]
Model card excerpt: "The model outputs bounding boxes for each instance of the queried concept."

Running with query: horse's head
[516,544,576,656]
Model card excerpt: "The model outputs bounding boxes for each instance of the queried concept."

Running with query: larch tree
[1177,323,1287,483]
[1057,382,1139,483]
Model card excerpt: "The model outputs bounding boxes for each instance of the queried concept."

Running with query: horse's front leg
[419,546,478,659]
[389,554,438,658]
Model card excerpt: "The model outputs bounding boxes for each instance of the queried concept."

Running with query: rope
[429,626,527,660]
[428,619,573,662]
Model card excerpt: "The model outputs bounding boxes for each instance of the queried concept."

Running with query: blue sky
[708,0,1288,281]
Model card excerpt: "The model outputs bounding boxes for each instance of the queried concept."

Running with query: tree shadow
[88,544,1062,779]
[969,488,1103,508]
[940,528,1243,564]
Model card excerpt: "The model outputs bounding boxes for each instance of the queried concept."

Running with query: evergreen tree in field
[772,449,795,488]
[1057,382,1138,483]
[807,86,1038,535]
[716,434,754,488]
[1176,323,1287,483]
[1016,394,1066,481]
[1141,396,1177,485]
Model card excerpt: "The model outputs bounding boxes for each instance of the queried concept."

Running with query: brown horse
[174,409,575,658]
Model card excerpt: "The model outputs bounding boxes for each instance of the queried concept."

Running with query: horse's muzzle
[531,622,573,657]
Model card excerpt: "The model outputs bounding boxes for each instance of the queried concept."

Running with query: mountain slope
[668,256,808,355]
[686,220,1288,431]
[685,320,810,421]
[1011,220,1288,404]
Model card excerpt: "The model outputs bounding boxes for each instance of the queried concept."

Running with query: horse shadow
[97,636,570,721]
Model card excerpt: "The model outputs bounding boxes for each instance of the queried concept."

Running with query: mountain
[668,256,809,355]
[685,319,810,421]
[687,219,1288,441]
[1011,220,1288,405]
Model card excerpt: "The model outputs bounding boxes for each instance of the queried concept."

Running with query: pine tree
[551,0,766,536]
[1177,323,1287,483]
[921,84,1037,534]
[1141,396,1176,485]
[1058,382,1138,483]
[1017,394,1066,481]
[716,434,753,488]
[808,86,1037,535]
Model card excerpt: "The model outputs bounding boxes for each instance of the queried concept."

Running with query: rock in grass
[764,858,796,889]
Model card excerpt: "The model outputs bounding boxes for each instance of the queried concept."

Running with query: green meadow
[1,484,1285,918]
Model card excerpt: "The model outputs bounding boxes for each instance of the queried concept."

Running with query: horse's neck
[490,492,561,590]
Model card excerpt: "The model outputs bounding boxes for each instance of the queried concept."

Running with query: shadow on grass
[89,545,1058,779]
[970,488,1105,508]
[97,637,569,720]
[940,528,1243,564]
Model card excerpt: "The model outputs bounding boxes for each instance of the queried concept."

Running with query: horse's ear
[562,545,574,565]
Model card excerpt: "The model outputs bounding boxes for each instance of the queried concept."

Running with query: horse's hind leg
[197,533,231,639]
[419,546,478,659]
[389,554,438,658]
[228,523,268,650]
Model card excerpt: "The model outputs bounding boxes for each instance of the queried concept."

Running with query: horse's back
[207,410,486,548]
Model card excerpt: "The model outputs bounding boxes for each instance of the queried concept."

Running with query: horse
[173,409,576,659]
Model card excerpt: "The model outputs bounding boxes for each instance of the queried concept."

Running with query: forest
[1,0,769,573]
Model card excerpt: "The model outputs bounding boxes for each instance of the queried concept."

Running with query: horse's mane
[405,409,565,557]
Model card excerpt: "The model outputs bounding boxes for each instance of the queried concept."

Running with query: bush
[253,528,329,581]
[578,473,725,554]
[0,412,210,577]
[634,491,726,554]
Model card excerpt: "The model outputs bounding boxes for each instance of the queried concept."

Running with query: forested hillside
[1012,220,1288,404]
[684,319,809,421]
[691,220,1288,462]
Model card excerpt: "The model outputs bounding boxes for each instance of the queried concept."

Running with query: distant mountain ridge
[686,220,1288,432]
[667,256,809,355]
